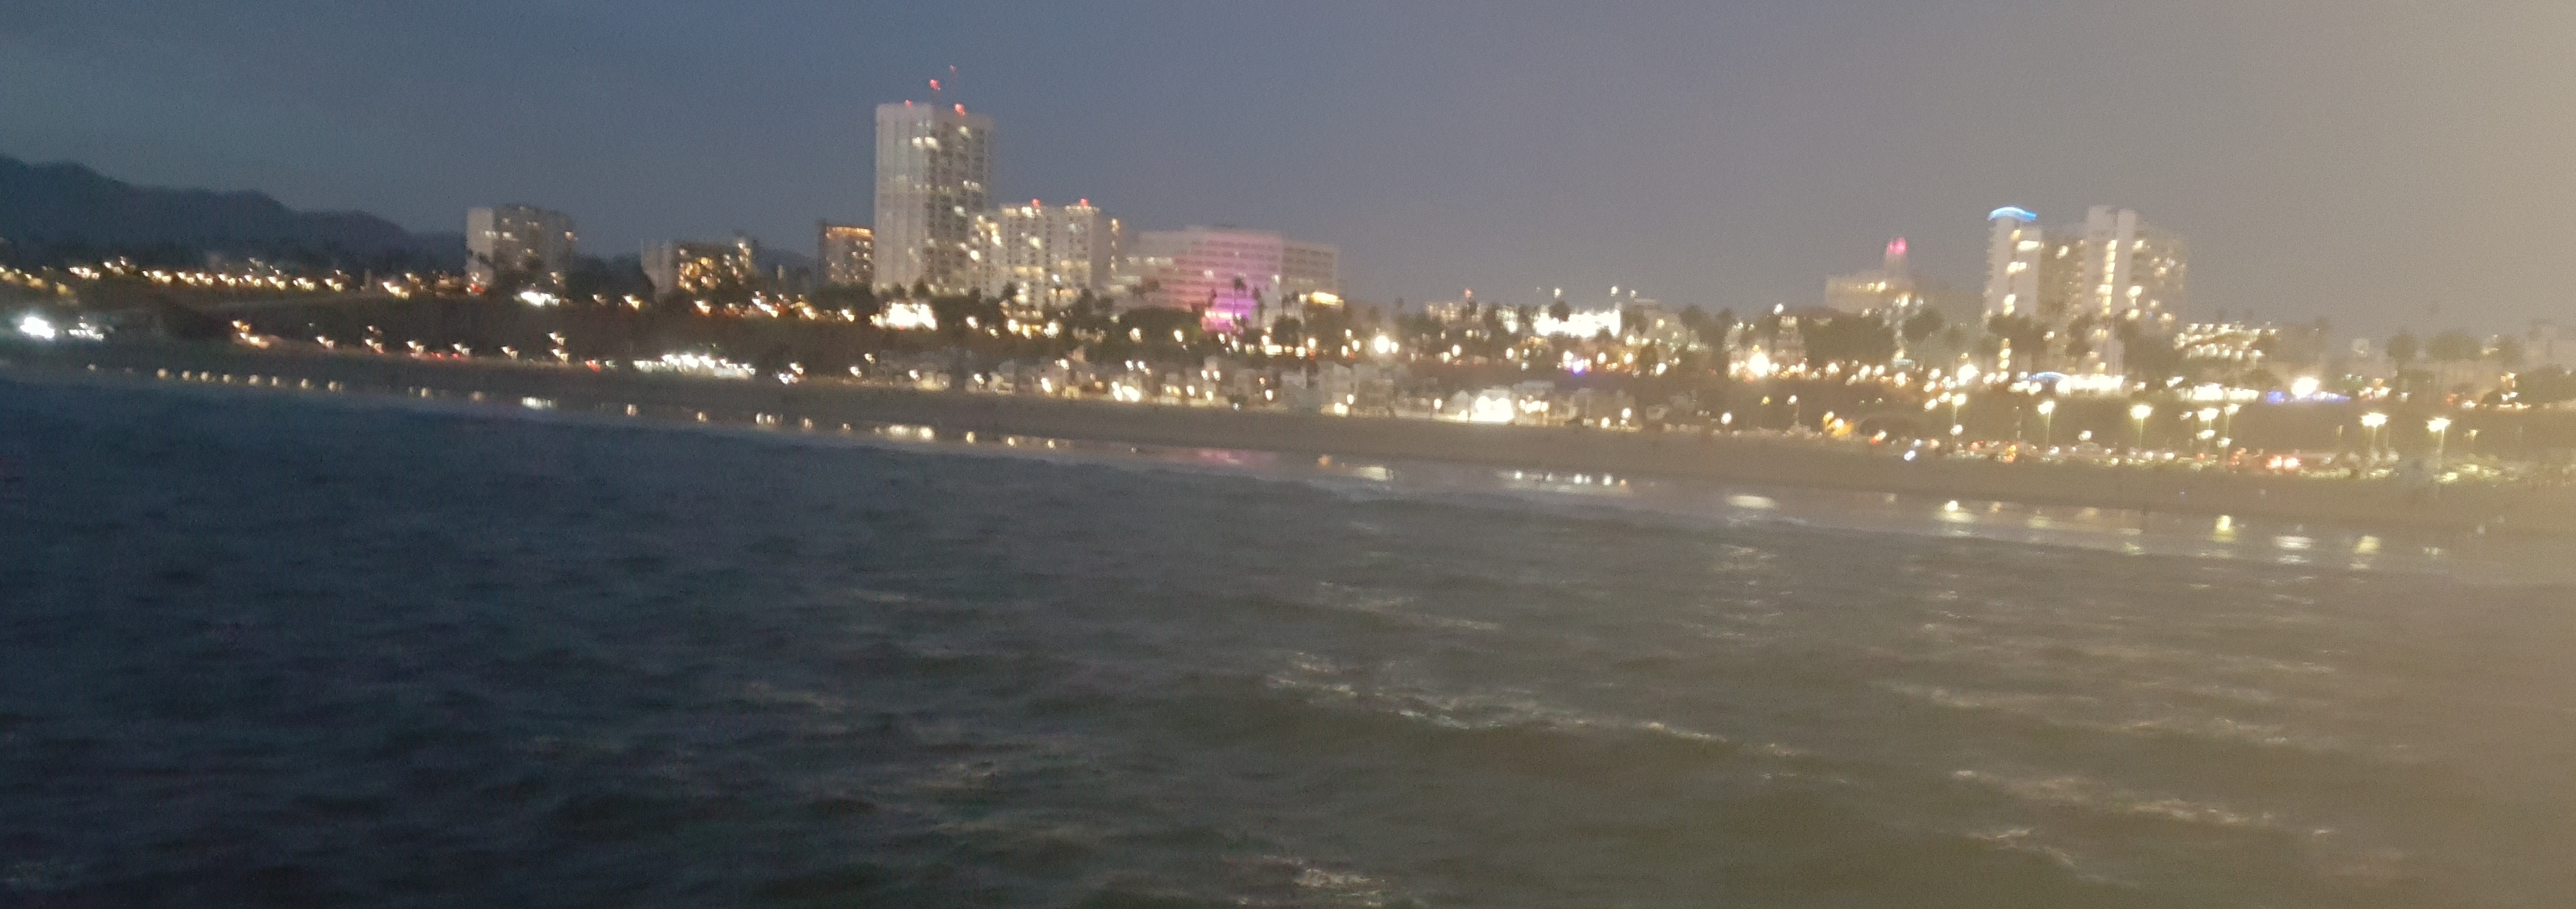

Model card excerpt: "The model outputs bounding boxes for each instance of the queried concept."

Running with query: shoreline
[10,341,2574,538]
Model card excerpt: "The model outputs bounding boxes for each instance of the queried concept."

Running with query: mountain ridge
[0,154,460,269]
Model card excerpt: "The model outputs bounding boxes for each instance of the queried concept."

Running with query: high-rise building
[1982,205,2187,374]
[1981,208,2043,320]
[1119,226,1339,329]
[465,205,578,290]
[2078,206,2186,321]
[642,237,757,298]
[2075,206,2187,373]
[874,100,992,293]
[986,199,1117,306]
[816,223,874,287]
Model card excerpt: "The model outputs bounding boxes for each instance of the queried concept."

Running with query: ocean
[4,374,2573,907]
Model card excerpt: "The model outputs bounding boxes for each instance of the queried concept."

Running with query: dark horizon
[7,1,2573,334]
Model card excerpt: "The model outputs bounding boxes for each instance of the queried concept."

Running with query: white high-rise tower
[1982,207,2042,319]
[874,99,992,293]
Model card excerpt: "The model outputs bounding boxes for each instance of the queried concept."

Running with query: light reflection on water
[845,418,2566,584]
[52,365,2560,582]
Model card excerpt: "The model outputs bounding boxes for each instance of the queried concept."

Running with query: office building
[874,100,992,293]
[816,223,873,288]
[465,205,577,290]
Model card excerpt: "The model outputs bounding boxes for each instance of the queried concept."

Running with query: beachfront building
[1119,226,1339,331]
[874,100,992,294]
[985,200,1117,306]
[465,205,577,291]
[642,237,757,298]
[816,223,873,288]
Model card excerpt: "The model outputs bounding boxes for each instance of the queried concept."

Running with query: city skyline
[7,2,2574,333]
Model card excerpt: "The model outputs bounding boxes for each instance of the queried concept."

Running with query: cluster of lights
[14,313,107,342]
[874,301,937,331]
[634,352,755,379]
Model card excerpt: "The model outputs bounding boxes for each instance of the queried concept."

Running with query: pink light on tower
[1883,237,1910,274]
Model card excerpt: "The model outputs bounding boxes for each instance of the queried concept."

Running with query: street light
[2035,398,2057,447]
[2196,407,2221,454]
[2129,403,2154,451]
[2428,416,2453,467]
[2360,411,2388,462]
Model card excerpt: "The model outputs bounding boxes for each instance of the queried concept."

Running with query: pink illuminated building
[1118,226,1338,331]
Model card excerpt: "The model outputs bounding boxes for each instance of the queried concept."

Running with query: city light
[875,301,937,331]
[1465,390,1518,424]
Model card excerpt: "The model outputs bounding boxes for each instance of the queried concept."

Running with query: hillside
[0,154,460,269]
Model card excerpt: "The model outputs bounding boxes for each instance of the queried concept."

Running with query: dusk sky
[6,1,2570,334]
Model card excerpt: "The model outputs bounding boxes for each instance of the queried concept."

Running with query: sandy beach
[11,340,2573,537]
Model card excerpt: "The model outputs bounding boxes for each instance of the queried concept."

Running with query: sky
[5,0,2571,335]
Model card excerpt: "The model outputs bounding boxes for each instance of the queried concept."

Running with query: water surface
[4,377,2573,907]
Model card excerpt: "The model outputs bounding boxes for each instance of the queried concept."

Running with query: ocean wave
[1950,768,2278,829]
[1260,654,1797,757]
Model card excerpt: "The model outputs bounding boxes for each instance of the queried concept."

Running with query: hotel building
[1120,226,1339,329]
